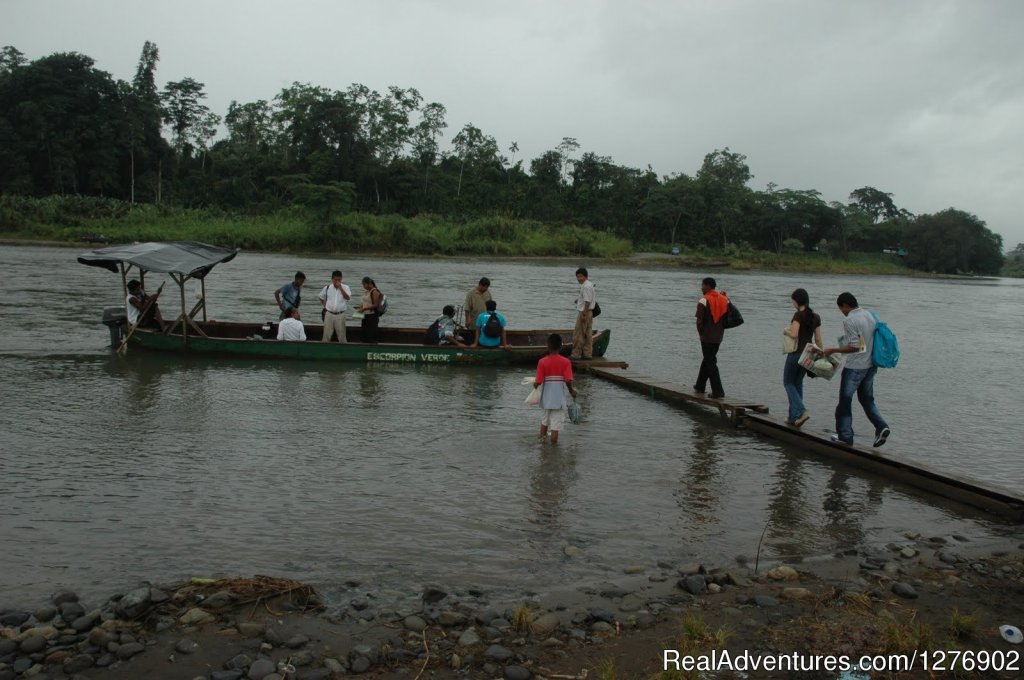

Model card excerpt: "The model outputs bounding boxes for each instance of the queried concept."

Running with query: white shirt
[126,293,141,325]
[319,283,352,313]
[575,280,596,312]
[277,317,307,341]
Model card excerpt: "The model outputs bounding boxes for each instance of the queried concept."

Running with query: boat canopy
[78,241,239,278]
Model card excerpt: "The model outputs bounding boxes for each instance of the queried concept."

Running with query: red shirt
[536,353,574,385]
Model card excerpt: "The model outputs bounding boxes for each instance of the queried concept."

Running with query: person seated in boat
[277,307,307,341]
[472,300,510,350]
[126,279,166,332]
[428,305,467,347]
[274,271,305,320]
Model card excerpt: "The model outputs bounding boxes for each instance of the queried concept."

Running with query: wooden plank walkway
[585,365,1024,521]
[571,358,629,369]
[585,365,768,425]
[743,413,1024,521]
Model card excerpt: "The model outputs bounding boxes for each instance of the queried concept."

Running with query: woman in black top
[782,288,823,427]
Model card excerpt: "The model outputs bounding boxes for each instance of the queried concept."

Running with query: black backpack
[483,311,502,338]
[423,318,442,345]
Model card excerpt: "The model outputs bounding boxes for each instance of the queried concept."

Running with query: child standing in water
[534,334,578,443]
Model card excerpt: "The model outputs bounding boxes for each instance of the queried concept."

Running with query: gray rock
[937,551,959,564]
[116,586,152,619]
[636,613,657,629]
[264,626,285,647]
[680,575,707,595]
[725,572,753,588]
[0,611,30,627]
[505,665,532,680]
[88,627,115,646]
[531,613,560,637]
[62,654,95,674]
[591,621,614,632]
[247,657,275,679]
[484,644,514,662]
[11,659,32,674]
[284,634,309,649]
[153,615,175,633]
[349,597,369,611]
[94,653,115,667]
[203,590,235,610]
[236,622,264,639]
[0,638,18,655]
[59,601,85,621]
[589,607,616,623]
[350,656,372,673]
[176,638,200,654]
[71,612,101,632]
[677,563,705,576]
[291,649,314,667]
[490,617,511,631]
[20,634,48,654]
[475,609,502,625]
[33,606,58,623]
[225,653,253,670]
[900,547,918,558]
[438,610,466,627]
[753,595,779,607]
[403,615,427,632]
[323,657,347,674]
[598,584,630,598]
[149,588,169,604]
[457,628,481,647]
[563,545,584,558]
[892,582,918,599]
[51,590,79,606]
[618,595,643,612]
[116,642,145,660]
[422,587,447,604]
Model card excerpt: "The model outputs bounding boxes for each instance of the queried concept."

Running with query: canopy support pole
[200,278,208,321]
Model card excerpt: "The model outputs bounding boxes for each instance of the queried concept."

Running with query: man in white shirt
[319,269,352,343]
[277,307,306,342]
[570,267,596,360]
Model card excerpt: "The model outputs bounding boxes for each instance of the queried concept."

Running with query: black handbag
[591,302,602,318]
[722,302,744,329]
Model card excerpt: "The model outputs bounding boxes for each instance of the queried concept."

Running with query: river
[1,245,1022,609]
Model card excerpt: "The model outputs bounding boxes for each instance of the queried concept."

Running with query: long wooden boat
[128,322,610,365]
[79,241,610,366]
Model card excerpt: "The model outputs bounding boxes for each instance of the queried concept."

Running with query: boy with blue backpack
[822,292,893,448]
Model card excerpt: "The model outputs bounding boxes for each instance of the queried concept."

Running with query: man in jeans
[823,292,891,447]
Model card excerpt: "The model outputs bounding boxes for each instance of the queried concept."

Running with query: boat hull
[127,322,610,366]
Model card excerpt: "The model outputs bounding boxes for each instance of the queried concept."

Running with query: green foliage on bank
[0,195,632,258]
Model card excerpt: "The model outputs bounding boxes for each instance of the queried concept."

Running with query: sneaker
[708,393,725,399]
[784,420,795,426]
[794,412,810,428]
[692,385,704,393]
[829,434,853,445]
[873,427,891,448]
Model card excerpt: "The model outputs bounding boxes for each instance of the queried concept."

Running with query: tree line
[0,43,1009,275]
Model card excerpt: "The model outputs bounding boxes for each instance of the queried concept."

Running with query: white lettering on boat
[366,352,452,363]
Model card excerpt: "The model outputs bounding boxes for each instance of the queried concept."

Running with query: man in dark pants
[693,277,729,399]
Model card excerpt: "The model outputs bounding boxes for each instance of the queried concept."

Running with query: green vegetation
[0,42,1009,274]
[1002,243,1024,278]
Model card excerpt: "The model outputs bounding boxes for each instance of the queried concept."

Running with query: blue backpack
[869,310,900,368]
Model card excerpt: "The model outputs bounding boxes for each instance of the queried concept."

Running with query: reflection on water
[0,246,1022,608]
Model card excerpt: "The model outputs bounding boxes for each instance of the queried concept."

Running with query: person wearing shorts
[534,333,577,444]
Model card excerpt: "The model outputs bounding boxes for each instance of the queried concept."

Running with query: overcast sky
[3,0,1022,247]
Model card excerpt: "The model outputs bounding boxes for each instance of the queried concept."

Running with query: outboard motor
[103,306,127,349]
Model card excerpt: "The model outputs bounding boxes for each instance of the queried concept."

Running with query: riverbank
[2,233,919,278]
[3,535,1022,680]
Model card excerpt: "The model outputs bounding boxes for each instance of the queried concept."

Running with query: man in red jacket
[693,277,729,399]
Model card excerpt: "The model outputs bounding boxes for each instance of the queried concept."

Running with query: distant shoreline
[3,237,1003,279]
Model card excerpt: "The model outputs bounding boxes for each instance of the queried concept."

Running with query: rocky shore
[3,534,1023,680]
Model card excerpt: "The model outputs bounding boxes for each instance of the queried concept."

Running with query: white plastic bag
[525,385,541,405]
[567,395,582,424]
